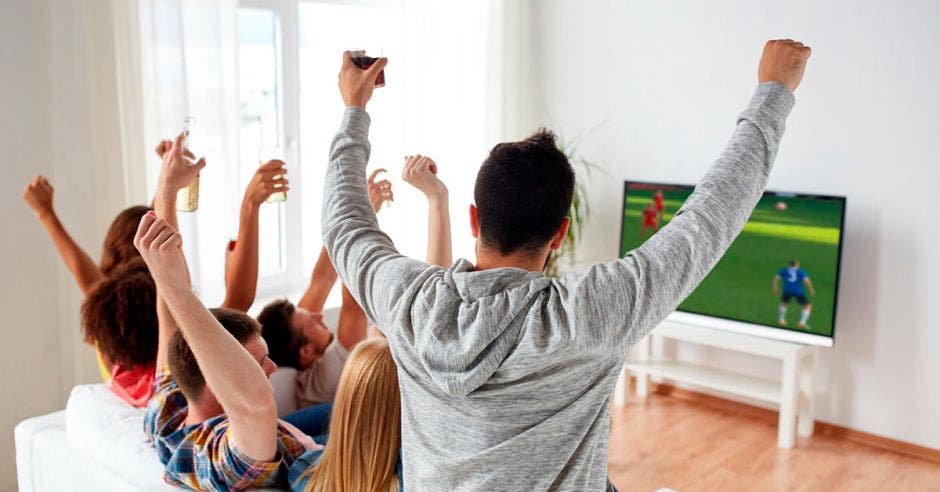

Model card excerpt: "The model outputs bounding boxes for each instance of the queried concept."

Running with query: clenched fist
[758,39,812,92]
[22,175,55,219]
[133,211,186,286]
[402,155,447,199]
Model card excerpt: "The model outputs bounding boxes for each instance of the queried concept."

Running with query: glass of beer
[176,116,200,212]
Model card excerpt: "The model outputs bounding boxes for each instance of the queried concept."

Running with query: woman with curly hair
[81,258,159,406]
[23,175,153,383]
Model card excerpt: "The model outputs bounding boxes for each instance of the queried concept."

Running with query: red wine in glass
[350,49,385,87]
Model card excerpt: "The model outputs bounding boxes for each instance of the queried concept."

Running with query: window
[141,0,496,308]
[235,6,304,294]
[298,1,406,275]
[238,7,285,277]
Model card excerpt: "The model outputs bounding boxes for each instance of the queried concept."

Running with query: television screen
[619,181,845,346]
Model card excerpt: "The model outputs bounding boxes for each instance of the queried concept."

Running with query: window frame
[238,0,305,298]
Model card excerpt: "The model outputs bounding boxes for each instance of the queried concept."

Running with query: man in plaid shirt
[139,133,318,490]
[143,327,315,490]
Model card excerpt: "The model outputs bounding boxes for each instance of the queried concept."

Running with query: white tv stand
[615,319,817,448]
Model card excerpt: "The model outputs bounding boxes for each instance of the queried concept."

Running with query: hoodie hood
[407,259,553,397]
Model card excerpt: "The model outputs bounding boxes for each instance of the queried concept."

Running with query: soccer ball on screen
[775,201,788,211]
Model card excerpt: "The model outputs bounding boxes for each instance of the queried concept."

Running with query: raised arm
[566,40,811,349]
[321,53,434,331]
[154,133,203,231]
[296,247,338,313]
[135,213,277,461]
[336,285,368,350]
[297,173,390,313]
[222,160,289,311]
[152,133,204,368]
[22,176,104,296]
[402,155,452,267]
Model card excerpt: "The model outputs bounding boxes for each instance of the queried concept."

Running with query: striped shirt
[143,367,312,491]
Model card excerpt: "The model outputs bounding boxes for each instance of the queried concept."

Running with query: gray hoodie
[322,82,795,491]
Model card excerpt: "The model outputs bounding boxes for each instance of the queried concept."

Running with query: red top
[110,363,156,407]
[654,194,664,209]
[642,208,658,224]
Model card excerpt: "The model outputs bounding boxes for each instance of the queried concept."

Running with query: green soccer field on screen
[620,182,845,339]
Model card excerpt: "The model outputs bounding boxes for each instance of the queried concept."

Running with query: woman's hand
[245,160,289,206]
[402,155,447,200]
[22,175,55,220]
[158,132,205,193]
[368,168,394,212]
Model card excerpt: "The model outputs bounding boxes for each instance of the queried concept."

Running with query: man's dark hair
[81,258,157,369]
[168,307,260,402]
[474,128,575,256]
[789,259,798,266]
[256,299,306,370]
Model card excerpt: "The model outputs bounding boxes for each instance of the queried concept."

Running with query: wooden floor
[607,391,940,492]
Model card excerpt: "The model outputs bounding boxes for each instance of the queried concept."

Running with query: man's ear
[469,204,480,239]
[298,343,314,360]
[548,217,570,251]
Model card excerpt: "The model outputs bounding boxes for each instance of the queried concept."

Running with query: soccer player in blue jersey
[772,259,816,329]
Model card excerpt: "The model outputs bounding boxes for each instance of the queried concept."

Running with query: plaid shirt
[144,367,310,491]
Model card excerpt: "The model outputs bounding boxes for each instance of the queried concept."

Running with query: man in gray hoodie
[322,40,811,490]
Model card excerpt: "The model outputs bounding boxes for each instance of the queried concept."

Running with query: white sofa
[16,369,300,492]
[15,306,336,490]
[15,384,178,492]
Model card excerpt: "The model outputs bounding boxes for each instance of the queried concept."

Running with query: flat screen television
[619,181,845,347]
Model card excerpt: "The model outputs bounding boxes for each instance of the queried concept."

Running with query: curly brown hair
[100,205,152,277]
[81,258,158,369]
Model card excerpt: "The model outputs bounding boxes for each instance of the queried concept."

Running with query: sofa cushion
[270,367,299,416]
[64,384,169,488]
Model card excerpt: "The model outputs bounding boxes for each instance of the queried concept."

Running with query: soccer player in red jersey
[639,201,660,238]
[653,189,665,221]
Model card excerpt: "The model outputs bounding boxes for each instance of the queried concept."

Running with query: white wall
[0,1,138,490]
[527,0,940,450]
[0,3,63,491]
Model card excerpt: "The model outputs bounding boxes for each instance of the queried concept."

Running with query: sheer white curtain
[138,0,525,305]
[140,0,241,304]
[297,0,511,269]
[4,0,152,401]
[394,0,495,263]
[386,0,536,263]
[3,1,154,483]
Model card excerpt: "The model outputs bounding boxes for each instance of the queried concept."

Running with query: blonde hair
[302,339,401,492]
